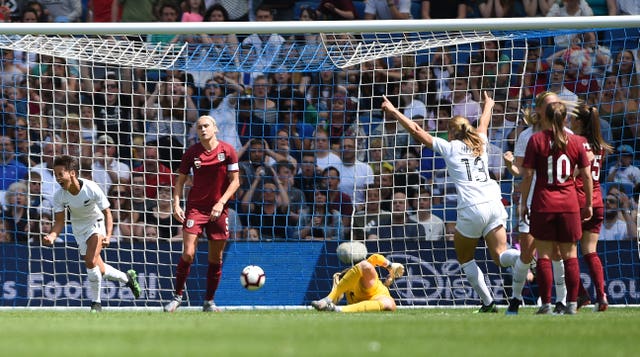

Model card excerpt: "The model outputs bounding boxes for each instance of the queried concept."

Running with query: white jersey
[432,134,502,209]
[52,178,110,238]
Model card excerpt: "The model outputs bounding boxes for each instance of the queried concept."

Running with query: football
[240,265,266,290]
[336,241,368,265]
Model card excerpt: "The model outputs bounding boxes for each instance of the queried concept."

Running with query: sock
[204,262,223,301]
[340,300,384,313]
[367,253,390,268]
[328,264,362,303]
[102,263,128,284]
[461,260,493,306]
[499,248,520,267]
[87,266,102,303]
[511,258,529,300]
[584,252,605,300]
[552,259,566,305]
[175,257,192,296]
[536,258,553,305]
[563,257,580,303]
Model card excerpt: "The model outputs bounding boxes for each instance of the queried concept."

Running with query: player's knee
[181,254,195,263]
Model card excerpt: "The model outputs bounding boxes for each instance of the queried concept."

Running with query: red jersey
[574,137,604,209]
[179,141,239,211]
[523,130,590,213]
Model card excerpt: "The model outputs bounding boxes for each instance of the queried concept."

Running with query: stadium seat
[353,1,366,19]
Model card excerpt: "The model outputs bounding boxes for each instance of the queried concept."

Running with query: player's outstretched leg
[126,269,142,298]
[311,297,340,312]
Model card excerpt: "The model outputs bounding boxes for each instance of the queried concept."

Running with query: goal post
[0,16,638,308]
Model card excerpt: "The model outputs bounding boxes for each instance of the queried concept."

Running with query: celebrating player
[164,115,240,313]
[381,91,521,313]
[570,103,612,311]
[43,155,141,312]
[520,101,593,315]
[311,253,404,312]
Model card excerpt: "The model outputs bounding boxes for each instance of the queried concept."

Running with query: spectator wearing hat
[91,134,131,194]
[606,144,640,187]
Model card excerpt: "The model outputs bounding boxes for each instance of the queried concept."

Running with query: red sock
[175,257,191,296]
[536,258,553,304]
[584,252,605,300]
[205,262,223,301]
[563,257,580,303]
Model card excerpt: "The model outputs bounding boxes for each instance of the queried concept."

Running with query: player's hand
[482,91,495,109]
[102,236,109,247]
[173,205,185,223]
[503,151,514,166]
[581,206,593,222]
[210,202,224,221]
[380,95,395,113]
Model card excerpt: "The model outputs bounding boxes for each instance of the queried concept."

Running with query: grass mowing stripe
[0,308,637,356]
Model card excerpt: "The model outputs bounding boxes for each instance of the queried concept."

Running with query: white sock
[87,266,102,303]
[461,260,493,306]
[499,248,520,267]
[511,258,529,300]
[552,259,566,305]
[103,263,128,284]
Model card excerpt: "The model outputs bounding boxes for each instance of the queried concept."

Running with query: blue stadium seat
[410,1,421,19]
[353,1,366,19]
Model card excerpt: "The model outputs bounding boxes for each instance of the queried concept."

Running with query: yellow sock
[367,253,390,268]
[327,264,362,302]
[340,300,384,313]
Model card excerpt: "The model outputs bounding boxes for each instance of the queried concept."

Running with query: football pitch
[1,307,637,356]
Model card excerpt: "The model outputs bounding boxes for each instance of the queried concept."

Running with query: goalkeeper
[311,253,404,312]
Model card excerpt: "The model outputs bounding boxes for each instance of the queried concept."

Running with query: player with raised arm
[570,104,612,311]
[43,155,141,312]
[503,91,573,314]
[520,101,593,315]
[164,115,240,313]
[311,253,405,312]
[382,91,521,313]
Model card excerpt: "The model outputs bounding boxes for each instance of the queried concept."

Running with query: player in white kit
[43,155,141,312]
[382,92,521,313]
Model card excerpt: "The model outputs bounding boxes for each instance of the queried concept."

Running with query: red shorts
[582,206,604,234]
[183,207,229,241]
[530,211,582,243]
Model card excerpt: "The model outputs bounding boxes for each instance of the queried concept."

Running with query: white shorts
[74,219,106,256]
[456,200,508,238]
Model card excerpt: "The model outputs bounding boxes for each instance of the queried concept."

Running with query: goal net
[0,18,638,308]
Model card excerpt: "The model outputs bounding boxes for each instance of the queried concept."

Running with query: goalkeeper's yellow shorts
[345,279,391,305]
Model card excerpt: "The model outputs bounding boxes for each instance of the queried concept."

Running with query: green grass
[1,307,638,356]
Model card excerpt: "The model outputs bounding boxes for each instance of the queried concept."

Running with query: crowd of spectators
[0,0,638,244]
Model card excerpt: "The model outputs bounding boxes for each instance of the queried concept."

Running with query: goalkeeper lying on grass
[311,254,404,312]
